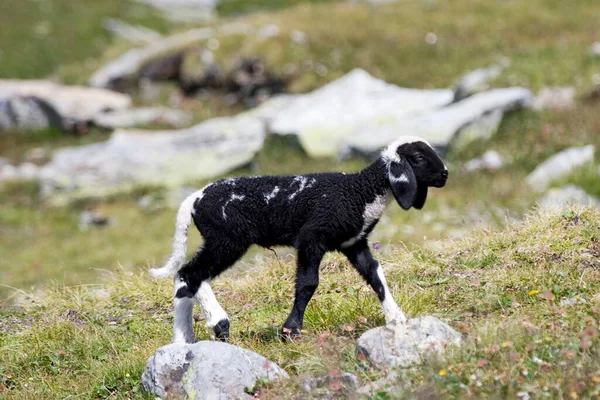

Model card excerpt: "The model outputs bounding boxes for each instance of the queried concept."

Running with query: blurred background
[0,0,599,302]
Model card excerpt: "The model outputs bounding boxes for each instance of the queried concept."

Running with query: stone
[39,114,264,202]
[89,26,254,89]
[301,372,359,398]
[560,297,587,307]
[0,96,64,132]
[539,185,600,209]
[268,69,454,158]
[0,164,18,181]
[346,87,532,156]
[356,316,461,369]
[141,341,288,399]
[134,0,217,22]
[590,42,600,57]
[463,150,505,172]
[93,107,192,129]
[526,145,595,192]
[0,80,131,121]
[453,59,510,101]
[532,87,576,110]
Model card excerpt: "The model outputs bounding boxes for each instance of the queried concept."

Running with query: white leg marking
[172,277,194,343]
[376,265,407,324]
[194,280,228,328]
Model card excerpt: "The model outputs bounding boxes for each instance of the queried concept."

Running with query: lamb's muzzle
[149,136,448,343]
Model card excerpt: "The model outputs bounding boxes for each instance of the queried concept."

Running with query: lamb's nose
[441,170,448,179]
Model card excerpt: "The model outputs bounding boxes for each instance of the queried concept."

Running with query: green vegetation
[1,0,600,398]
[1,207,599,398]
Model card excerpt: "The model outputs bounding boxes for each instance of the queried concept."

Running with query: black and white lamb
[150,136,448,343]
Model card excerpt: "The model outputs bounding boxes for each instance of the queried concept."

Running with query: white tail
[149,188,206,279]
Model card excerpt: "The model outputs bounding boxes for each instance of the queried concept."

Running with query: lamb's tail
[149,190,202,279]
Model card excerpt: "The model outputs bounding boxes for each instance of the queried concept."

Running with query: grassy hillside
[1,206,599,398]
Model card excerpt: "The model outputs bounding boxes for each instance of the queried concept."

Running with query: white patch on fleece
[264,186,280,204]
[289,176,316,200]
[341,194,389,248]
[149,184,211,279]
[381,136,433,164]
[194,280,228,328]
[376,265,407,324]
[221,193,245,219]
[172,278,194,343]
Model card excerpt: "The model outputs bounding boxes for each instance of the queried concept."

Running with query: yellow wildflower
[529,290,540,296]
[439,369,447,376]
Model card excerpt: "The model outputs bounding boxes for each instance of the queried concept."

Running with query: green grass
[1,207,599,398]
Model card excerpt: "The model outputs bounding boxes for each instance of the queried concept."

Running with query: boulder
[93,107,192,129]
[89,25,254,89]
[532,87,576,110]
[39,114,264,202]
[453,59,509,101]
[346,87,532,156]
[539,185,600,209]
[526,145,595,192]
[356,316,461,369]
[267,69,455,158]
[0,80,131,121]
[142,341,288,399]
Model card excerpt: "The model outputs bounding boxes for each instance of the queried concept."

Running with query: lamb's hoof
[213,319,230,342]
[280,326,302,341]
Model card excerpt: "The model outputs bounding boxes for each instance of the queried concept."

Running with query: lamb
[150,136,448,343]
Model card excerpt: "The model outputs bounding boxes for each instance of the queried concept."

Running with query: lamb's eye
[414,155,425,163]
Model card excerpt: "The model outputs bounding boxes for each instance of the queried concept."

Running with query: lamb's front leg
[342,239,407,324]
[282,243,325,338]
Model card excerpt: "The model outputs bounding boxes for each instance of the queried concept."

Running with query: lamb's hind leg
[175,240,248,342]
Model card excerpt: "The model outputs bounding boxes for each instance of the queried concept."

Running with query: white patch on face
[194,280,228,329]
[376,265,407,324]
[288,176,316,200]
[172,278,194,343]
[381,136,434,165]
[221,193,245,219]
[264,186,280,204]
[341,195,388,248]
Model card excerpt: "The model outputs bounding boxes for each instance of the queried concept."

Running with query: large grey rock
[453,59,509,101]
[89,25,253,89]
[103,18,162,44]
[539,184,600,209]
[526,145,595,192]
[39,115,264,202]
[135,0,218,22]
[590,42,600,57]
[356,316,461,369]
[346,87,532,156]
[267,69,454,158]
[463,150,505,172]
[0,80,131,121]
[142,341,288,399]
[93,107,192,129]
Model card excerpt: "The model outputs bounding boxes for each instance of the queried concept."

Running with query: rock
[302,372,359,398]
[539,185,600,209]
[103,18,162,44]
[78,211,112,230]
[590,42,600,57]
[0,164,18,181]
[346,87,532,157]
[135,0,217,22]
[532,87,575,110]
[89,26,254,89]
[93,107,192,129]
[17,163,39,180]
[0,96,65,132]
[560,297,587,307]
[463,150,505,172]
[141,341,288,399]
[526,145,595,192]
[256,24,280,40]
[268,69,454,158]
[0,80,131,121]
[453,59,510,101]
[39,114,264,202]
[356,316,461,369]
[451,109,503,150]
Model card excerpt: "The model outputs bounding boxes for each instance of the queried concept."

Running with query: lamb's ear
[388,160,417,210]
[412,185,428,210]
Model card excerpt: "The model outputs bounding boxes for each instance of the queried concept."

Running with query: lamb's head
[381,136,448,210]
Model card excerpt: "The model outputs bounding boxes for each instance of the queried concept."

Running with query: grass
[1,206,599,398]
